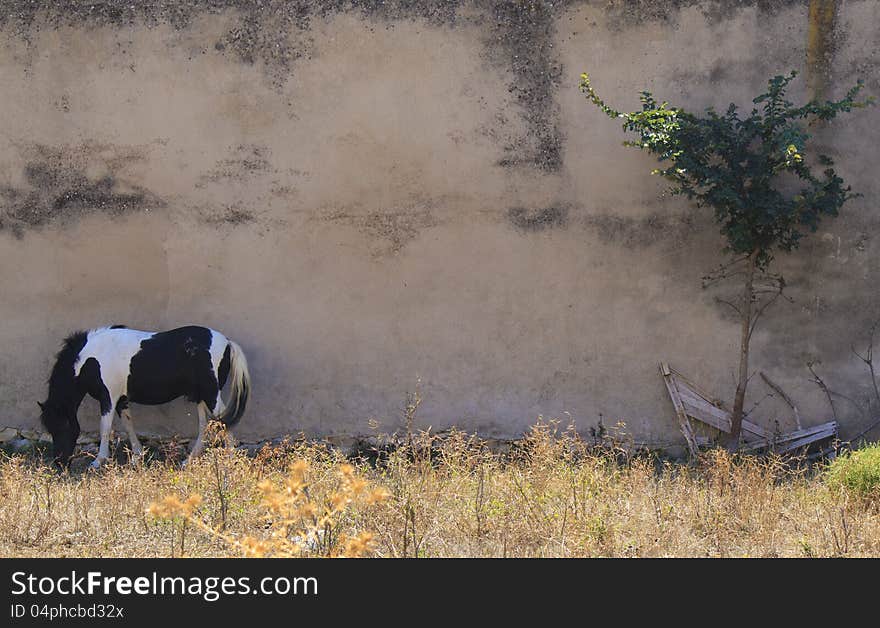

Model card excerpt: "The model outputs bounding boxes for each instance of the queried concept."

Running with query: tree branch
[850,318,880,409]
[760,371,802,429]
[715,298,742,318]
[748,284,786,342]
[807,361,839,423]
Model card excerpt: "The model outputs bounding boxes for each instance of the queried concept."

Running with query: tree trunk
[726,252,757,452]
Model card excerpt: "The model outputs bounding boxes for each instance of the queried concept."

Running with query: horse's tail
[217,340,250,428]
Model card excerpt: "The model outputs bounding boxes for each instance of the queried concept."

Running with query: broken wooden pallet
[659,362,838,457]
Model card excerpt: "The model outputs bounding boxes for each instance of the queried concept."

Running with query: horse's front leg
[91,406,115,469]
[121,408,144,465]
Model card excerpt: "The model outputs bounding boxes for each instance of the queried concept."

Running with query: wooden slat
[740,422,837,453]
[668,368,725,407]
[772,421,838,444]
[739,439,771,453]
[680,399,731,432]
[741,419,772,440]
[677,387,732,428]
[777,425,838,453]
[672,372,772,439]
[661,362,837,456]
[660,363,699,458]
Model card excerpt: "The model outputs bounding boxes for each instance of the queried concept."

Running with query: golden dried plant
[148,458,389,558]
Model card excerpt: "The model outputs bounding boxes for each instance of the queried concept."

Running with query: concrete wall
[1,1,878,446]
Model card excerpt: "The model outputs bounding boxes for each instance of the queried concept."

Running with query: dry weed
[2,421,879,557]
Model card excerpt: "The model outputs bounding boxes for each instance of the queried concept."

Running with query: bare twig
[701,255,751,289]
[748,275,787,341]
[851,318,880,409]
[807,361,838,423]
[827,389,867,416]
[760,371,802,429]
[715,298,742,317]
[744,392,772,418]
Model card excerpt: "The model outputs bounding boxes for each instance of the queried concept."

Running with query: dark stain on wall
[325,206,438,257]
[0,144,164,238]
[326,1,569,171]
[583,210,698,248]
[601,0,804,29]
[202,205,257,227]
[0,0,573,176]
[198,144,273,186]
[806,0,840,100]
[0,1,829,199]
[480,1,567,172]
[508,206,568,232]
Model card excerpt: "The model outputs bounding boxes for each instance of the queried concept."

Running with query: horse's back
[127,326,226,405]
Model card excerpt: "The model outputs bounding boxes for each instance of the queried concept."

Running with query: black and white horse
[39,325,251,469]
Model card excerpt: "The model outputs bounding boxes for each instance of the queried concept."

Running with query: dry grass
[1,422,879,558]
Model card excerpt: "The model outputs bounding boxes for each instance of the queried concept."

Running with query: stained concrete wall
[0,1,878,446]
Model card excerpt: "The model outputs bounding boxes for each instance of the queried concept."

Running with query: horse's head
[38,400,80,470]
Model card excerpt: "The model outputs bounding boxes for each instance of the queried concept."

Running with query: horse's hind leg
[185,402,209,466]
[211,397,227,419]
[120,409,144,465]
[209,396,236,449]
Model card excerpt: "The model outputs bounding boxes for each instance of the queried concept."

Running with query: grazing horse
[38,325,251,469]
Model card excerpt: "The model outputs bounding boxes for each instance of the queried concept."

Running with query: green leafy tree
[580,71,871,450]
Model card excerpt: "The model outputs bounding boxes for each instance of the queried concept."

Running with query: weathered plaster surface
[0,1,877,446]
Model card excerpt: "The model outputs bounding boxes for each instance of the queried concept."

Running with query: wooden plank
[738,419,831,444]
[777,426,838,453]
[739,423,838,453]
[677,387,732,425]
[662,366,700,458]
[668,368,725,408]
[680,399,731,432]
[772,421,838,445]
[660,363,699,458]
[741,419,772,440]
[673,373,773,439]
[660,362,835,457]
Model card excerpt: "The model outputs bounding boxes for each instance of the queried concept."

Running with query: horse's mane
[41,330,89,427]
